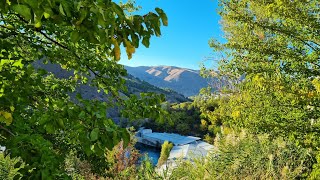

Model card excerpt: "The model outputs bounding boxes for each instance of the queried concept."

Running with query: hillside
[125,65,209,97]
[124,74,189,103]
[33,61,189,104]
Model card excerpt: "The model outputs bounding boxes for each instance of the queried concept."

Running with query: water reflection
[135,142,160,166]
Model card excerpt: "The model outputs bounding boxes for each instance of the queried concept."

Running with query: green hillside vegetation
[124,74,189,103]
[143,98,218,141]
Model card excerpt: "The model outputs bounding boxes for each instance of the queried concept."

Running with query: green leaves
[7,0,167,59]
[43,12,50,19]
[70,31,80,43]
[90,128,99,141]
[120,129,130,147]
[1,0,169,178]
[121,93,167,123]
[59,4,66,16]
[142,35,151,48]
[34,21,41,28]
[155,8,168,26]
[12,4,32,21]
[24,0,38,9]
[205,0,320,153]
[111,2,125,19]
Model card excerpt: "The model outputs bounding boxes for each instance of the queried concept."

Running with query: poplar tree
[210,0,320,149]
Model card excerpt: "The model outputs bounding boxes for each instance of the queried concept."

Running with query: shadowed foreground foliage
[0,0,168,178]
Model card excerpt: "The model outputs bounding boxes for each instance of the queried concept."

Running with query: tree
[0,0,168,178]
[207,0,320,149]
[194,1,320,177]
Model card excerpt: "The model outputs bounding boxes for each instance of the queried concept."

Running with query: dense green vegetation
[1,0,320,179]
[0,153,25,180]
[124,74,189,103]
[146,0,320,178]
[210,0,320,148]
[198,0,320,178]
[144,102,203,136]
[0,0,168,178]
[169,130,314,179]
[143,98,218,142]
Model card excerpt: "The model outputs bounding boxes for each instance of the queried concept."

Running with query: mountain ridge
[124,65,209,97]
[32,61,189,104]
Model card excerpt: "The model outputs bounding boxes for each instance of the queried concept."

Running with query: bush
[105,140,140,179]
[0,153,25,180]
[169,131,314,179]
[136,155,161,180]
[157,141,173,166]
[309,152,320,180]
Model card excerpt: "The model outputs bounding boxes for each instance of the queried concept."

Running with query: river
[135,142,160,166]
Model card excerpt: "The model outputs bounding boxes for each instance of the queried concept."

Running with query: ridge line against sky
[118,0,225,70]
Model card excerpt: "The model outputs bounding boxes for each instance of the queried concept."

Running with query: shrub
[0,153,25,180]
[169,131,314,179]
[309,152,320,180]
[105,140,140,179]
[157,141,173,166]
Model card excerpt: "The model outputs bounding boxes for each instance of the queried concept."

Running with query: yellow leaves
[252,74,264,82]
[281,166,289,179]
[111,38,136,60]
[74,74,80,80]
[257,31,265,40]
[34,21,42,28]
[307,91,315,98]
[112,38,121,61]
[201,119,208,126]
[0,111,13,125]
[2,112,12,120]
[312,78,320,93]
[252,74,265,88]
[200,119,208,130]
[308,78,320,98]
[231,110,240,119]
[43,12,50,19]
[124,39,135,60]
[61,64,67,69]
[0,106,15,126]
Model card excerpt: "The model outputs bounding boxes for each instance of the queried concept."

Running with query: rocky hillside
[33,61,189,104]
[125,65,209,97]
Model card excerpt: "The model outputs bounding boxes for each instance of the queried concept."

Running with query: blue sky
[119,0,224,70]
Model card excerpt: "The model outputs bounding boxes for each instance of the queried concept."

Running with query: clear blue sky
[119,0,224,70]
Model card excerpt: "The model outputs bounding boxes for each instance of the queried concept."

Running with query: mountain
[125,65,209,97]
[32,61,189,104]
[124,74,189,103]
